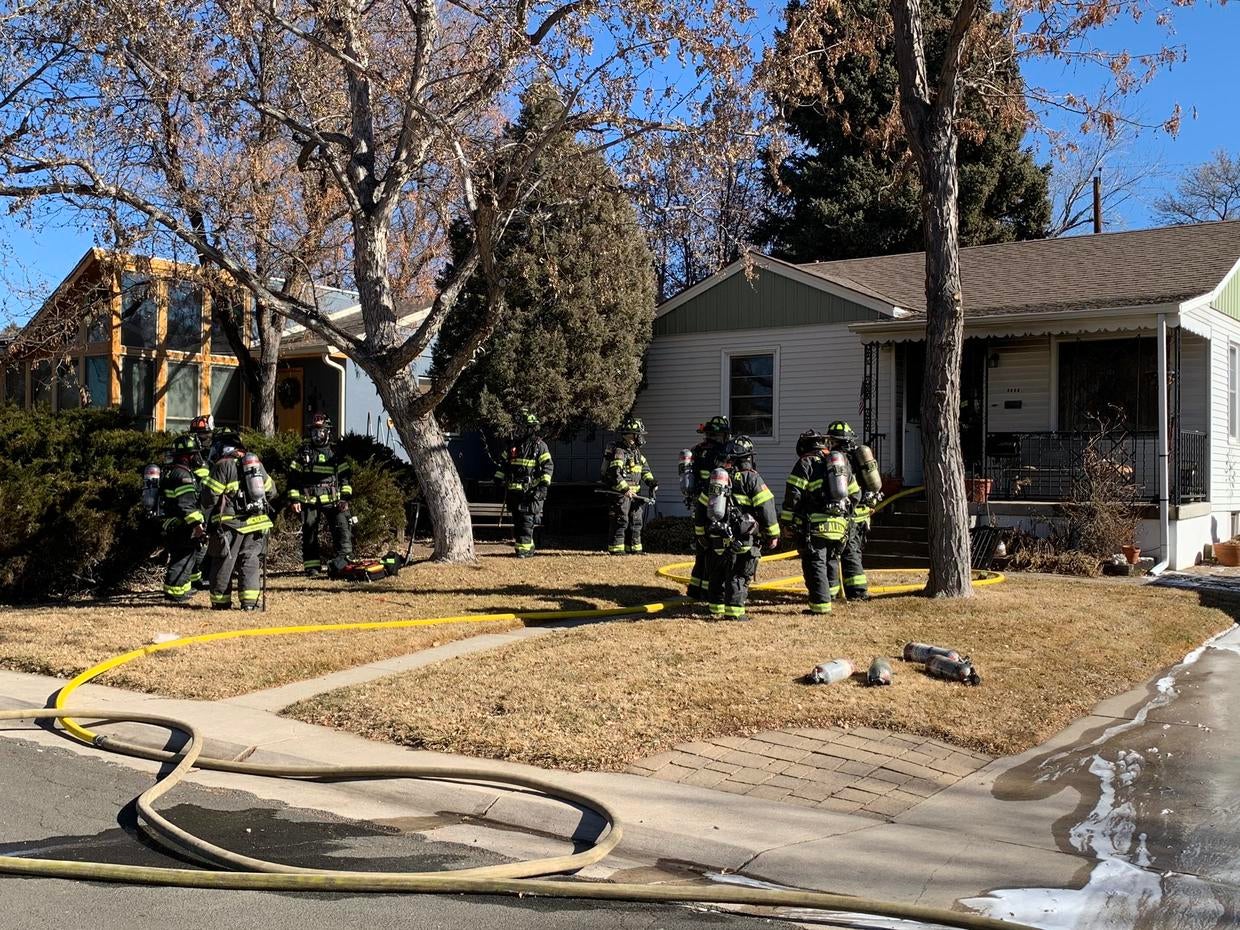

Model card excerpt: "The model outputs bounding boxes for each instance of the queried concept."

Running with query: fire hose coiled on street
[0,493,1025,929]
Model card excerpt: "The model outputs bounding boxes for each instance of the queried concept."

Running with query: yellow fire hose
[0,489,1027,930]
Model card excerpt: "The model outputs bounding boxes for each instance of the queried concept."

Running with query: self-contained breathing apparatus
[704,466,758,554]
[239,452,269,514]
[142,464,162,518]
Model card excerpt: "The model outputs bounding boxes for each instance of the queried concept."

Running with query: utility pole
[1093,175,1103,234]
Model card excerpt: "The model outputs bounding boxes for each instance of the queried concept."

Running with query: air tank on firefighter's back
[142,464,161,517]
[678,448,695,501]
[707,466,730,523]
[824,451,850,502]
[240,452,267,513]
[854,444,882,493]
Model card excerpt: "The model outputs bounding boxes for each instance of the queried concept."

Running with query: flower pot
[964,477,993,503]
[1215,541,1240,567]
[1121,544,1141,565]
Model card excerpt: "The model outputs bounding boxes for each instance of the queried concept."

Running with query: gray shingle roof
[800,220,1240,316]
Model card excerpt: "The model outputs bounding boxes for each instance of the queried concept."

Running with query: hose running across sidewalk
[0,490,1024,930]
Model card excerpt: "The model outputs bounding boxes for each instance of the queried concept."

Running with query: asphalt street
[0,737,779,930]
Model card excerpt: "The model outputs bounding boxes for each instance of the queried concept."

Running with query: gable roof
[801,220,1240,316]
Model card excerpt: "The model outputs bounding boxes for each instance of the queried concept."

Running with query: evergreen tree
[757,0,1051,263]
[432,91,657,438]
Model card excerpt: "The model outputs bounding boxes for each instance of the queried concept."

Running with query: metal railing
[981,430,1208,505]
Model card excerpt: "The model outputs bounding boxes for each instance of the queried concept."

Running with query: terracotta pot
[964,477,993,503]
[1121,544,1141,565]
[1215,541,1240,567]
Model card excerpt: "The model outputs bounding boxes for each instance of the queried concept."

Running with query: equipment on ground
[902,642,961,663]
[808,659,854,685]
[867,657,893,686]
[926,654,982,686]
[142,464,162,517]
[328,552,406,582]
[854,444,882,493]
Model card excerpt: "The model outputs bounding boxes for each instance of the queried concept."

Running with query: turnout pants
[163,526,200,603]
[826,525,868,599]
[512,495,544,555]
[301,503,353,573]
[706,543,759,621]
[608,495,645,553]
[210,529,266,609]
[799,536,842,614]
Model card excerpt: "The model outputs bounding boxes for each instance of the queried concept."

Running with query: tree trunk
[376,365,476,562]
[919,116,973,597]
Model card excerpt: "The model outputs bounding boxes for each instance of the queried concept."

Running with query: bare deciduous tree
[1048,124,1162,236]
[0,0,753,561]
[1154,149,1240,225]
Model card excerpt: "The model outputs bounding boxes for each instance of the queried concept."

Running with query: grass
[285,574,1233,772]
[0,544,683,700]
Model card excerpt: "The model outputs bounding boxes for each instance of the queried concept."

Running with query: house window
[56,359,81,411]
[2,363,22,405]
[120,357,155,428]
[210,365,242,426]
[84,356,110,407]
[166,282,203,352]
[1230,344,1239,439]
[119,274,157,348]
[87,310,109,345]
[727,352,776,438]
[30,360,52,409]
[210,291,245,355]
[1058,337,1157,433]
[165,360,199,432]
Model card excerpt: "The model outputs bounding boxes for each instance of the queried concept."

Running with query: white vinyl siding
[635,322,876,514]
[1230,344,1239,439]
[1188,304,1240,508]
[987,338,1052,432]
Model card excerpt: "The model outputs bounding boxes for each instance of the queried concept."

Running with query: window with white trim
[727,352,776,438]
[1230,344,1239,439]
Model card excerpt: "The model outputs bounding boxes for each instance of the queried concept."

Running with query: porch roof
[809,220,1240,318]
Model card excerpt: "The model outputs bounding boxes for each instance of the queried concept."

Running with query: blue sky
[2,1,1236,325]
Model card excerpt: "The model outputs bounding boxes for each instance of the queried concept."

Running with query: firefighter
[695,436,780,622]
[494,410,553,558]
[288,412,353,577]
[200,430,275,610]
[781,429,850,614]
[187,414,215,589]
[602,417,658,555]
[681,415,731,599]
[825,421,883,601]
[159,434,207,604]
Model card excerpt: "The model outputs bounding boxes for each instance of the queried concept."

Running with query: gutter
[322,351,347,437]
[1152,313,1171,575]
[848,302,1185,339]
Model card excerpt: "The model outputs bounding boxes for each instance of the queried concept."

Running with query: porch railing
[981,430,1208,505]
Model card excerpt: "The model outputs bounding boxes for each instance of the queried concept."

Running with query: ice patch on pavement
[962,632,1240,929]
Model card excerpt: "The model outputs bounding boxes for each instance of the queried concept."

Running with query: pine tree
[757,0,1051,263]
[432,91,657,438]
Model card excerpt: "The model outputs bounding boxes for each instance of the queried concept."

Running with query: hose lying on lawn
[1,485,1022,929]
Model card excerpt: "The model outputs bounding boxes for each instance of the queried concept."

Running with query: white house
[635,221,1240,570]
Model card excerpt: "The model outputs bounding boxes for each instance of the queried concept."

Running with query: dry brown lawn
[286,574,1233,771]
[0,545,683,699]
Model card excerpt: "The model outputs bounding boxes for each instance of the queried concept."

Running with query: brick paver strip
[630,726,994,819]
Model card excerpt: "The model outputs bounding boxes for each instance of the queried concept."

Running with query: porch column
[1155,314,1170,571]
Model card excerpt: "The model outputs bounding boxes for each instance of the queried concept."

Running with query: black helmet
[826,421,857,449]
[723,435,755,468]
[620,416,646,445]
[796,429,828,457]
[169,433,201,465]
[698,415,732,441]
[212,429,243,460]
[515,409,540,434]
[308,411,332,446]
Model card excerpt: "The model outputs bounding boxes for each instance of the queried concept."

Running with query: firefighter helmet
[796,429,828,457]
[308,411,332,446]
[826,421,856,441]
[723,435,755,468]
[169,434,201,466]
[620,416,646,446]
[697,415,732,440]
[515,409,540,434]
[212,429,243,460]
[189,414,214,446]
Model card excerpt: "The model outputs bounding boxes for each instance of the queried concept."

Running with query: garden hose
[0,481,1026,929]
[1,706,1034,930]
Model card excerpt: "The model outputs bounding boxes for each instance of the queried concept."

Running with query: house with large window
[0,249,432,455]
[635,221,1240,570]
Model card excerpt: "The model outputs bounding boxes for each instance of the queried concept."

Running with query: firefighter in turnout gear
[288,412,353,576]
[158,435,208,604]
[199,430,275,610]
[694,436,780,622]
[825,421,883,601]
[603,417,658,555]
[187,414,215,589]
[494,410,553,557]
[681,415,731,599]
[781,429,851,614]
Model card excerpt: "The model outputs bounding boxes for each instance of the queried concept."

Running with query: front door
[276,368,305,435]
